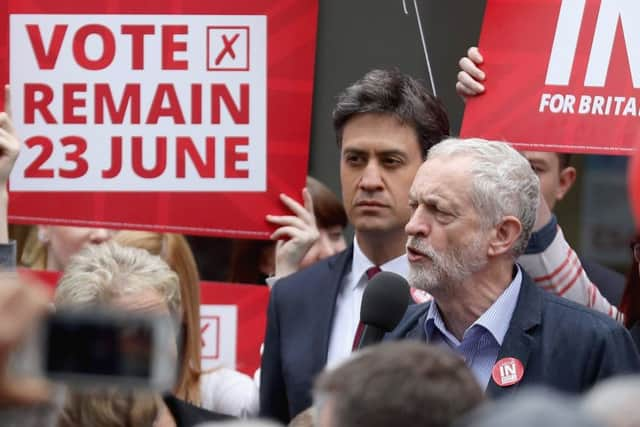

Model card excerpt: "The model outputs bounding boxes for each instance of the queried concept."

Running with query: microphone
[356,271,411,350]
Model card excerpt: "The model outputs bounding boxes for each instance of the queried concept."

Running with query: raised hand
[0,85,20,186]
[456,47,486,101]
[267,188,320,278]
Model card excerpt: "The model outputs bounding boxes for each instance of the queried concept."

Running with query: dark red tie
[352,266,382,351]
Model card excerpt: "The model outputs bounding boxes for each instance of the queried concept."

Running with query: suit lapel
[486,272,542,397]
[311,246,354,371]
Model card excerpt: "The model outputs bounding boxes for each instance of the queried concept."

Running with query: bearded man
[390,138,640,396]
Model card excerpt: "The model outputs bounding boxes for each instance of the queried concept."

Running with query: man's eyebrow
[377,149,408,157]
[342,147,367,154]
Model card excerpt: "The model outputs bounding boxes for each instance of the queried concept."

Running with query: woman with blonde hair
[114,231,258,417]
[21,225,113,270]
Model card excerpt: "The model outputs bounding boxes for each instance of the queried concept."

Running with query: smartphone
[11,308,178,392]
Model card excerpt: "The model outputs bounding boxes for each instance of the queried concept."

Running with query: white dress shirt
[325,236,409,367]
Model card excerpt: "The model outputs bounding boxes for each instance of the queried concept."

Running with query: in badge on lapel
[491,357,524,387]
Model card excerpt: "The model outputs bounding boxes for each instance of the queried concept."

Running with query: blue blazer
[388,271,640,396]
[259,247,353,423]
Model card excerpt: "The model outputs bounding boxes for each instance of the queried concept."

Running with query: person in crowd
[21,225,114,271]
[260,68,451,422]
[53,242,230,426]
[620,234,640,348]
[390,138,639,394]
[456,46,626,306]
[0,84,20,266]
[582,375,640,427]
[313,341,483,427]
[258,68,600,422]
[228,176,347,285]
[114,231,259,417]
[456,388,602,427]
[0,274,50,406]
[0,86,115,274]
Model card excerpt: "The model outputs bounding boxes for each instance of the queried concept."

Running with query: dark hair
[227,239,274,284]
[621,234,640,328]
[314,341,483,427]
[306,176,347,229]
[332,69,450,158]
[558,153,572,170]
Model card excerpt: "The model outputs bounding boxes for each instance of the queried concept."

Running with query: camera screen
[45,315,153,379]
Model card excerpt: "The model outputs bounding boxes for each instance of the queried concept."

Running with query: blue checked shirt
[424,267,522,389]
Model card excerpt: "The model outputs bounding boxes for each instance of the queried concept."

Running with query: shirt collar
[425,266,523,345]
[350,235,409,291]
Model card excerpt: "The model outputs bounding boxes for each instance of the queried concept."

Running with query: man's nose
[358,160,384,191]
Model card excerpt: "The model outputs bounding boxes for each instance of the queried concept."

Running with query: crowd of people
[0,41,639,427]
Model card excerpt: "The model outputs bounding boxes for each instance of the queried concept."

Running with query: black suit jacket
[388,271,640,396]
[259,247,353,423]
[162,395,232,426]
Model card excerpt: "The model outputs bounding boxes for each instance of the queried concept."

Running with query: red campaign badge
[410,287,432,304]
[491,357,524,387]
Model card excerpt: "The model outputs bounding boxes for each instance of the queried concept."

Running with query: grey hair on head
[427,138,539,258]
[55,241,181,319]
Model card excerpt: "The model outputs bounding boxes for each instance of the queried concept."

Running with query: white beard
[407,234,488,293]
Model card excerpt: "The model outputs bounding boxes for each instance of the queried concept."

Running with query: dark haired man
[313,342,484,427]
[259,69,450,423]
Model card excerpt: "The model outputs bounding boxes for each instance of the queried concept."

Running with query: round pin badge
[491,357,524,387]
[410,287,432,304]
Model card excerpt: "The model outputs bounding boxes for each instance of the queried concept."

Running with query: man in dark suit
[390,137,639,392]
[259,69,450,423]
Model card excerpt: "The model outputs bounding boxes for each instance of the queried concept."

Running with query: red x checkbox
[200,316,221,359]
[207,26,250,71]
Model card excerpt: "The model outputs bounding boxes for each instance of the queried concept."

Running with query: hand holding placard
[268,188,319,278]
[0,85,20,186]
[0,85,20,244]
[456,47,485,101]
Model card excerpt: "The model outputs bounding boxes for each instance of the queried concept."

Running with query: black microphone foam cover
[360,271,411,332]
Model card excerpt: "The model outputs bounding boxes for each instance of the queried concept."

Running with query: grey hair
[55,241,181,319]
[427,138,539,258]
[455,387,599,427]
[581,375,640,427]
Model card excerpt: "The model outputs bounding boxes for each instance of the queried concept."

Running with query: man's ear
[487,216,522,257]
[556,166,576,202]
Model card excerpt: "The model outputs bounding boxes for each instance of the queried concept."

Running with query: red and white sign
[200,304,238,370]
[461,0,640,155]
[1,1,318,238]
[491,357,524,387]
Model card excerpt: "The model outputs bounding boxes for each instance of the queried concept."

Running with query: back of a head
[54,241,181,318]
[428,138,540,258]
[582,375,640,427]
[56,390,159,427]
[456,387,602,427]
[306,176,347,230]
[313,341,483,427]
[332,68,450,157]
[196,421,282,427]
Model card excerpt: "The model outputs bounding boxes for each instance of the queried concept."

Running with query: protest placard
[2,0,318,237]
[461,0,640,155]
